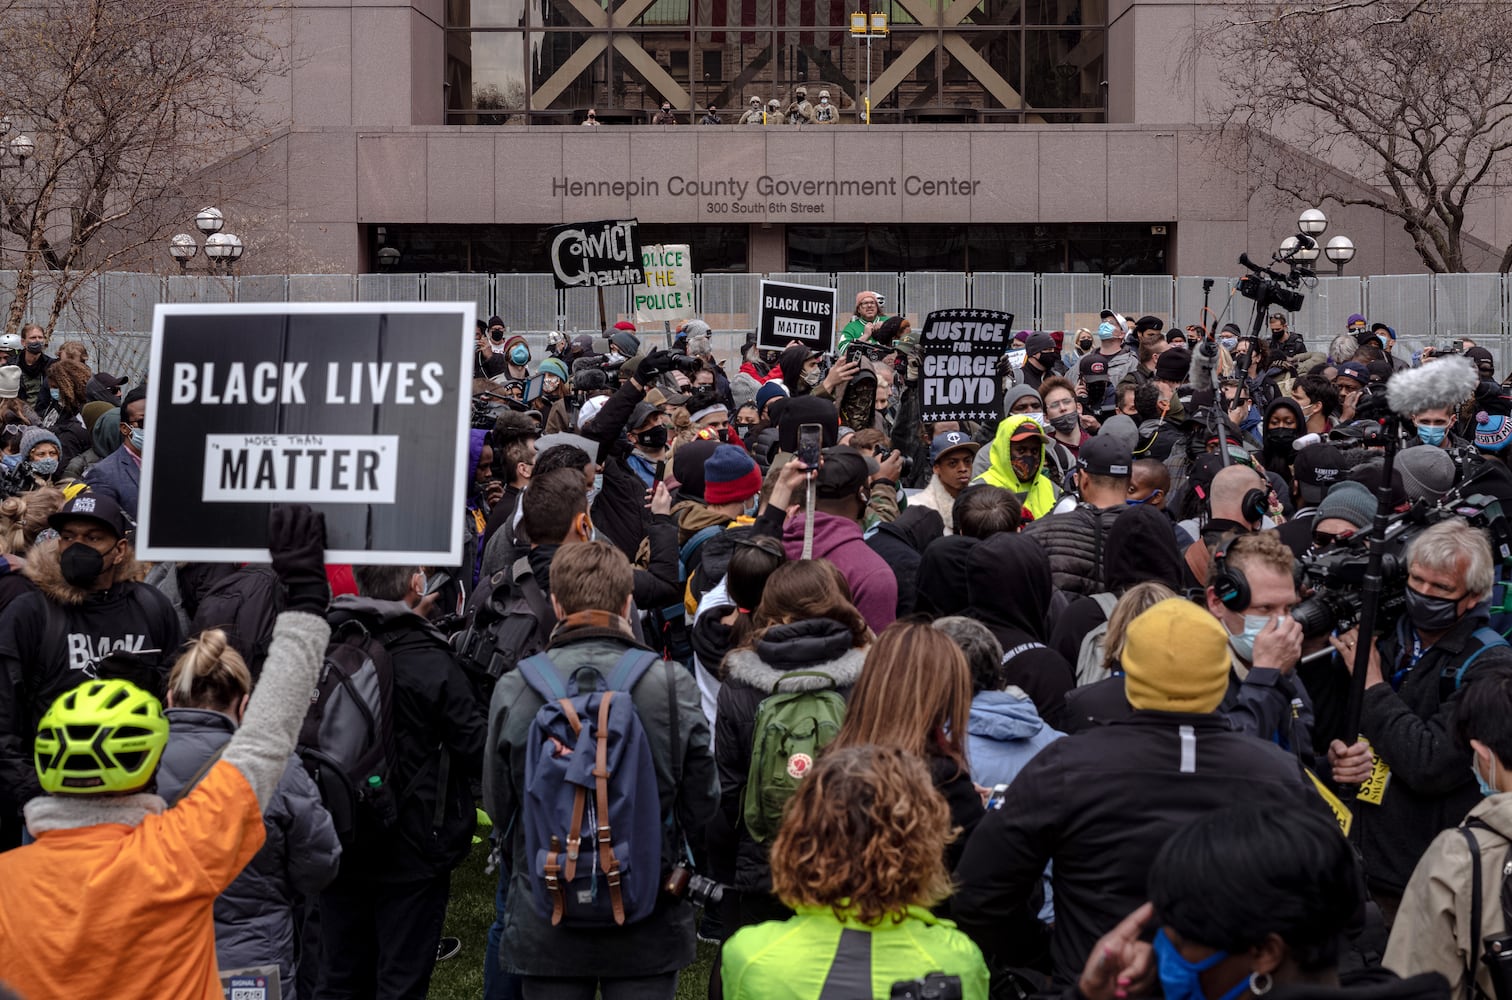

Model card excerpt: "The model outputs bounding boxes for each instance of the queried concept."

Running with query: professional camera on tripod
[1236,235,1316,342]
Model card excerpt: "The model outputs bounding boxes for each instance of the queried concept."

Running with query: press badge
[1357,742,1391,806]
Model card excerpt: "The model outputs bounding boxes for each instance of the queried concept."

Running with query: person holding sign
[0,504,331,1000]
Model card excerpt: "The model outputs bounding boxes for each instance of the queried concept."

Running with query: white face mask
[415,572,428,597]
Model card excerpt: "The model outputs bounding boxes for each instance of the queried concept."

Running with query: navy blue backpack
[517,649,664,928]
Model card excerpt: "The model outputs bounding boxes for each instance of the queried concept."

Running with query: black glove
[635,349,680,382]
[269,504,329,614]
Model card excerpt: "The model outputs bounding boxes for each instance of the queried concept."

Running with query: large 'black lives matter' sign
[546,218,645,289]
[918,309,1014,423]
[138,303,475,566]
[757,279,838,353]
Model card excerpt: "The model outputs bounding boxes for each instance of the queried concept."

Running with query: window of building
[790,222,1165,274]
[443,0,1107,124]
[367,224,750,273]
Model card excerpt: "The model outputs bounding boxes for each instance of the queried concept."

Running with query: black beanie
[671,438,721,503]
[778,396,840,453]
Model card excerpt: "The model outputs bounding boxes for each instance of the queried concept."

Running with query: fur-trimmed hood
[722,618,867,693]
[23,536,146,606]
[24,790,165,834]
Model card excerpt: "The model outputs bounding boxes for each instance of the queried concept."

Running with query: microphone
[1386,355,1479,416]
[1292,432,1323,452]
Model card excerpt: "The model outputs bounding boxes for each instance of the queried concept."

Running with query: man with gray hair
[1332,518,1512,922]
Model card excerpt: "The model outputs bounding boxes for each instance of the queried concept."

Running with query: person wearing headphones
[1202,532,1370,788]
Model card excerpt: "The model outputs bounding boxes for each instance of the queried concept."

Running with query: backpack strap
[604,648,660,693]
[516,567,556,639]
[593,691,628,925]
[1452,629,1510,692]
[1464,822,1485,1000]
[771,669,840,694]
[168,744,226,807]
[679,525,724,578]
[1092,592,1119,616]
[518,653,569,703]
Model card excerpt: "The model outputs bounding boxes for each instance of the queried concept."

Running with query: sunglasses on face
[1312,528,1354,548]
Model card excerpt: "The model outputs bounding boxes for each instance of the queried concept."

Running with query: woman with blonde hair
[831,620,983,869]
[720,745,990,999]
[0,486,63,612]
[156,628,341,1000]
[715,558,870,929]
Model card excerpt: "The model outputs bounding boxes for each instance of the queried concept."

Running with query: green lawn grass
[429,837,717,999]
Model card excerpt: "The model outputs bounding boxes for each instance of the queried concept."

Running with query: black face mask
[1405,587,1462,632]
[1265,428,1297,454]
[24,342,40,355]
[636,424,669,451]
[1036,351,1059,369]
[60,543,106,587]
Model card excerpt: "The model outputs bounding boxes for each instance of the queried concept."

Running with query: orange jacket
[0,760,266,999]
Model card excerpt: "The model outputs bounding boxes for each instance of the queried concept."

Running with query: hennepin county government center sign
[551,172,983,215]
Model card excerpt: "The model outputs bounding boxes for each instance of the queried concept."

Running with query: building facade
[261,0,1485,277]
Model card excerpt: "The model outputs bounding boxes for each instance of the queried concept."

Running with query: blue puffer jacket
[966,689,1063,789]
[157,708,342,1000]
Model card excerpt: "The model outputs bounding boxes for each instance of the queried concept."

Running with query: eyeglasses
[1312,528,1354,548]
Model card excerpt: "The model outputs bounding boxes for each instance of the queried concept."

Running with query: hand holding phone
[797,422,822,469]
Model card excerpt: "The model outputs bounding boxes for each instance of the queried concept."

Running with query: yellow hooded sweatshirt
[976,413,1060,520]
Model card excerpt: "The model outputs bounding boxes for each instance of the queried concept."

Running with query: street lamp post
[1326,236,1357,277]
[1288,206,1354,277]
[169,207,246,275]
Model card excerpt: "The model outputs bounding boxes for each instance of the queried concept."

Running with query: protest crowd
[8,298,1512,1000]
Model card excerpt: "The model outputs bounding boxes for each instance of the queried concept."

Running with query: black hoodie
[866,506,945,617]
[915,535,979,618]
[966,533,1074,727]
[1049,505,1184,663]
[1263,398,1307,477]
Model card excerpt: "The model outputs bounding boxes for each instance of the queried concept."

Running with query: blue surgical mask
[1154,929,1249,1000]
[1125,489,1163,506]
[130,427,145,453]
[1228,614,1270,662]
[586,473,603,508]
[510,345,529,365]
[31,457,57,476]
[1417,424,1447,447]
[1219,336,1238,352]
[1474,757,1499,798]
[1378,335,1390,349]
[743,495,760,517]
[48,388,59,402]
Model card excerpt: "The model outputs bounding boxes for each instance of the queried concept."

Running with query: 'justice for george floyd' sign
[917,309,1014,423]
[137,303,474,565]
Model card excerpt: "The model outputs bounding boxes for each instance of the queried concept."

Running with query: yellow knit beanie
[1122,598,1232,714]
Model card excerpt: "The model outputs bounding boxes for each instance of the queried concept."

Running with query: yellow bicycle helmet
[35,679,168,794]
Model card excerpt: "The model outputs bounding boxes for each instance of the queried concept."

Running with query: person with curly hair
[719,745,990,1000]
[39,358,91,466]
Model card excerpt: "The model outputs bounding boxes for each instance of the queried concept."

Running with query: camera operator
[1269,312,1308,359]
[1201,533,1366,784]
[1329,519,1512,922]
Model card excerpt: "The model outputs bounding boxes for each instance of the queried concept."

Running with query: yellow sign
[1304,768,1353,837]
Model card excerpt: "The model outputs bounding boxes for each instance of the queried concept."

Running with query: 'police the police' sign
[138,302,474,565]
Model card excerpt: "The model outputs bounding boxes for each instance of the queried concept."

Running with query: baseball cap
[930,431,980,464]
[629,401,659,431]
[646,386,690,408]
[1292,443,1346,506]
[49,492,130,539]
[1078,353,1110,381]
[1365,361,1392,384]
[1334,361,1370,387]
[1009,419,1047,443]
[815,445,878,499]
[1077,435,1133,478]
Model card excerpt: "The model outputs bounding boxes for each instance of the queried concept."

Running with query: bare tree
[0,0,287,334]
[1210,1,1512,272]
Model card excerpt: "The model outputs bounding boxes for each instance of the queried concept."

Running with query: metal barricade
[968,273,1036,327]
[494,273,559,333]
[1108,275,1175,330]
[288,274,355,302]
[1040,273,1106,333]
[902,272,969,327]
[1365,274,1434,359]
[425,273,493,320]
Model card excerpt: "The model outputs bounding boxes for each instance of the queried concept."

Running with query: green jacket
[838,314,893,352]
[721,904,990,1000]
[484,621,719,978]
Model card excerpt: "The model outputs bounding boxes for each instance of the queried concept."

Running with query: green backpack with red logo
[741,671,848,844]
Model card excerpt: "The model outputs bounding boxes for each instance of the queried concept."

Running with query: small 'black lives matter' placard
[138,303,475,565]
[757,279,838,353]
[918,309,1014,423]
[546,218,645,289]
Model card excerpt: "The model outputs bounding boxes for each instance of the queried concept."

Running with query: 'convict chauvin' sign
[138,302,474,565]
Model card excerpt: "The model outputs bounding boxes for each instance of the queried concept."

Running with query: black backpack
[451,558,555,701]
[296,617,399,848]
[1461,816,1512,1000]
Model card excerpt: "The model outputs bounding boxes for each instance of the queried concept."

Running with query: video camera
[1237,252,1307,314]
[1290,489,1511,639]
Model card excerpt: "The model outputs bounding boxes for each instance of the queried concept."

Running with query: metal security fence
[15,269,1512,376]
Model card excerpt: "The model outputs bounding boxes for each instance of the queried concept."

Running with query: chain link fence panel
[902,272,969,327]
[1174,277,1238,334]
[562,285,630,334]
[1108,275,1175,331]
[699,273,762,333]
[288,274,355,302]
[494,274,559,334]
[165,274,235,305]
[969,273,1036,327]
[1040,274,1106,333]
[424,273,492,320]
[1366,275,1434,359]
[834,272,902,324]
[100,272,163,334]
[235,274,288,302]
